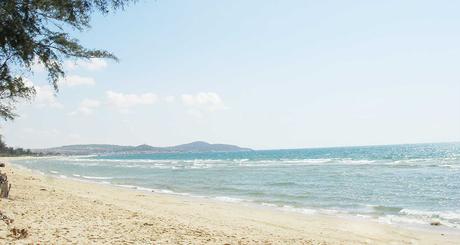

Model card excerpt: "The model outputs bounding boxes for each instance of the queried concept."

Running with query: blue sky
[2,0,460,149]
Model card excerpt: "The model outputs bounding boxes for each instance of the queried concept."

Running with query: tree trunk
[0,174,9,198]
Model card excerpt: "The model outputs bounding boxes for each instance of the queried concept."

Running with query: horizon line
[30,140,460,151]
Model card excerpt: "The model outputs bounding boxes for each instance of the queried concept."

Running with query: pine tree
[0,0,135,120]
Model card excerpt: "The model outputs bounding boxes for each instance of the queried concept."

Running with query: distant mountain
[170,141,251,152]
[35,141,252,155]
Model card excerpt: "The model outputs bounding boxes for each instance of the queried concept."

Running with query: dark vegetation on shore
[0,136,39,157]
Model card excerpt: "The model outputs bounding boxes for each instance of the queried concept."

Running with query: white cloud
[34,85,63,108]
[181,92,226,112]
[106,91,158,108]
[69,99,101,116]
[164,95,175,103]
[59,75,95,87]
[19,79,62,109]
[64,58,108,71]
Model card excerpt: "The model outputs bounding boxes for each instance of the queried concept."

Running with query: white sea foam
[50,170,59,174]
[214,196,245,203]
[319,209,340,215]
[261,202,278,208]
[151,188,181,195]
[136,186,155,192]
[32,155,460,170]
[440,164,460,169]
[81,175,113,180]
[356,214,372,219]
[400,209,460,222]
[280,205,317,215]
[368,209,460,228]
[378,215,427,225]
[234,159,249,162]
[115,184,137,189]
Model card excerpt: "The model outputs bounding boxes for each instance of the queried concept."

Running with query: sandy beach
[0,158,458,244]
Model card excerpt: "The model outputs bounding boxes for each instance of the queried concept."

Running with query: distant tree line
[0,135,36,156]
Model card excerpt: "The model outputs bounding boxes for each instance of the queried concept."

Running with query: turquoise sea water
[11,143,460,229]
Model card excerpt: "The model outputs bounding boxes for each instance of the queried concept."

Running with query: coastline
[1,158,459,244]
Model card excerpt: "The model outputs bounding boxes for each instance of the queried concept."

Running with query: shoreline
[15,162,460,236]
[8,157,460,233]
[1,158,459,244]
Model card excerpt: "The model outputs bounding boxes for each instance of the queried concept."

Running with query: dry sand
[0,158,459,244]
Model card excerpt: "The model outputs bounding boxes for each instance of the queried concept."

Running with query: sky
[2,0,460,149]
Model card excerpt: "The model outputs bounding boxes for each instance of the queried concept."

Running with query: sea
[10,142,460,230]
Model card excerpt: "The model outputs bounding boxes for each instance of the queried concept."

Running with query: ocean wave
[21,155,460,170]
[365,209,460,228]
[400,209,460,222]
[440,164,460,169]
[378,215,427,226]
[112,184,190,196]
[267,181,298,187]
[259,202,337,216]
